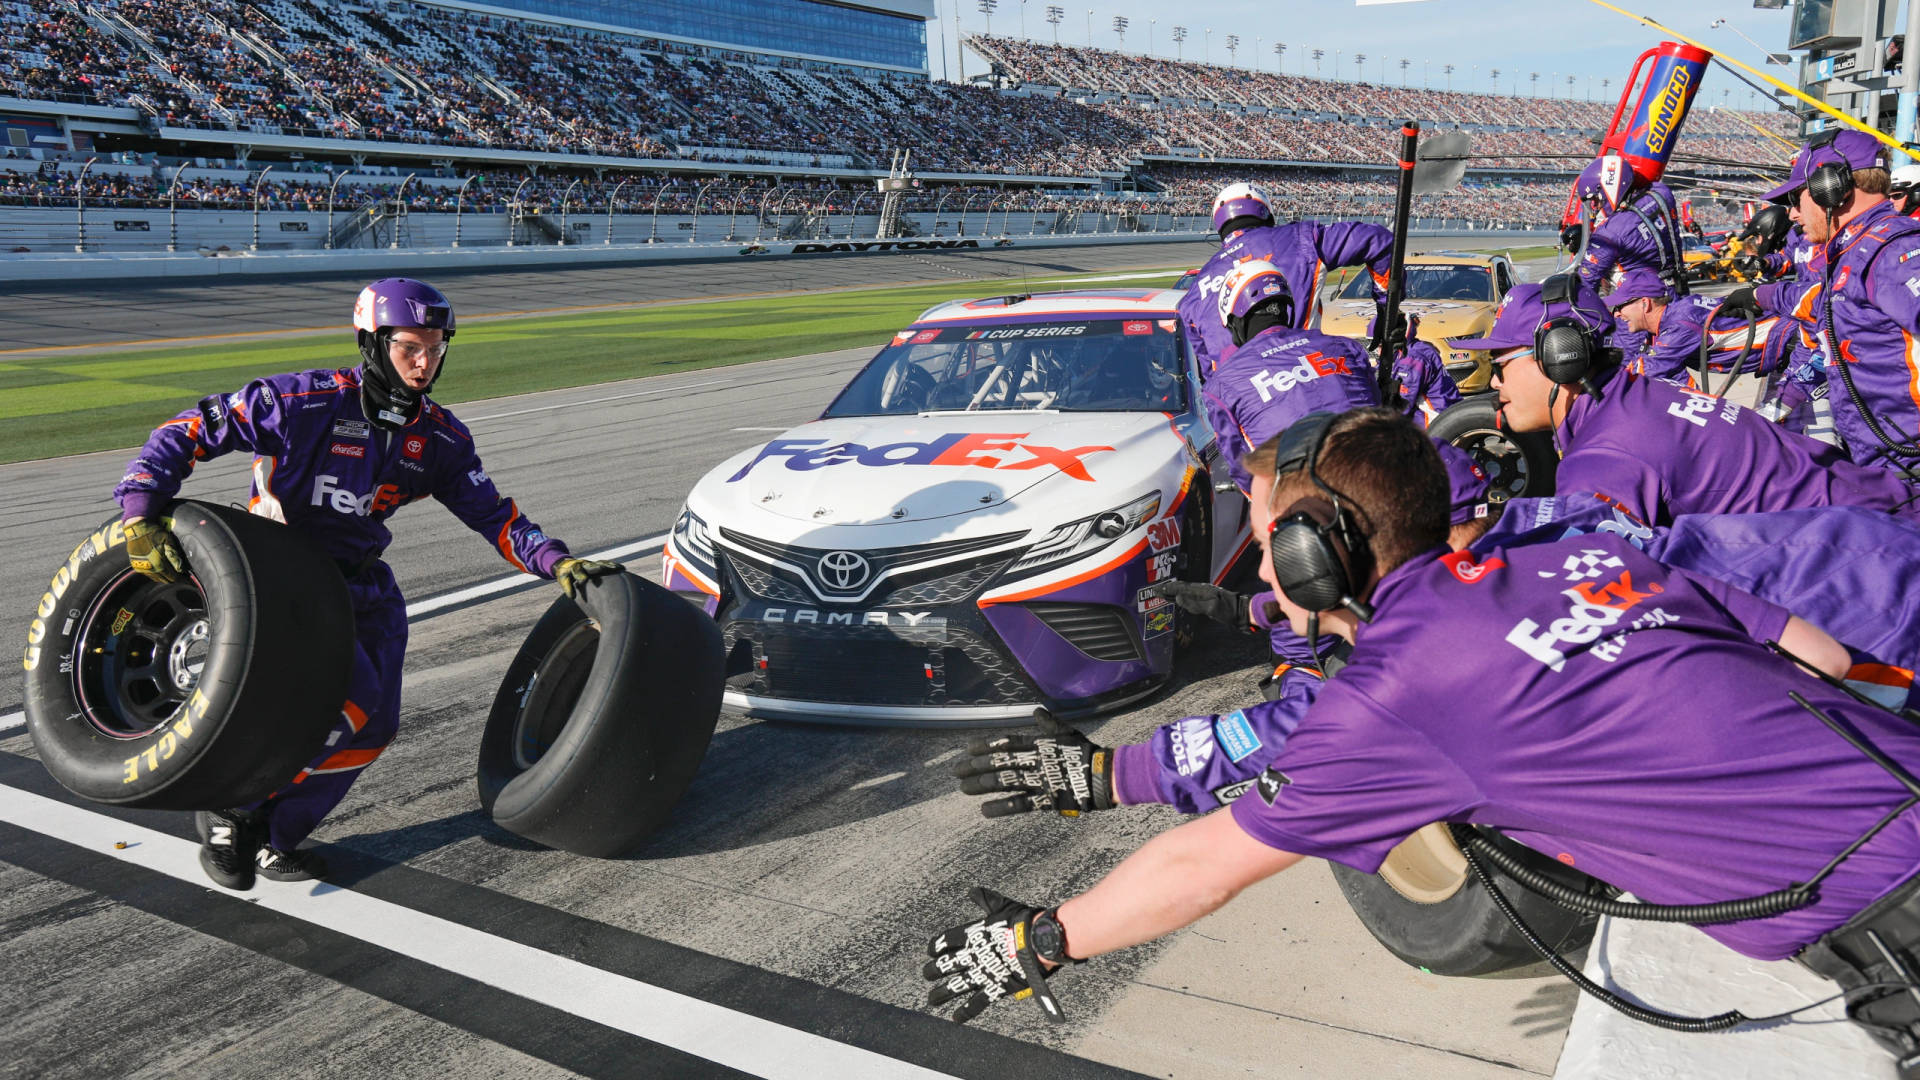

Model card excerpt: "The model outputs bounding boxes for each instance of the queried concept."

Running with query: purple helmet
[353,277,456,337]
[1211,182,1276,234]
[1573,154,1639,212]
[354,278,456,428]
[1217,259,1293,328]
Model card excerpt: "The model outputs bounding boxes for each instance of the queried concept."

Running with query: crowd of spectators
[0,1,1791,190]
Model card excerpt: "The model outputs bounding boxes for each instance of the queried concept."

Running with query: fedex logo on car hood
[727,432,1114,482]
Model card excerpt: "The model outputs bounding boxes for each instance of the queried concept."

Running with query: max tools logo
[726,433,1115,482]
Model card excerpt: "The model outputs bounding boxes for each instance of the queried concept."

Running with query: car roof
[1404,251,1503,266]
[913,288,1182,323]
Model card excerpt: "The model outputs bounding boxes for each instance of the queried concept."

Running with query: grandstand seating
[0,1,1785,228]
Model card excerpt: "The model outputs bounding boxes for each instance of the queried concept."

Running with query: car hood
[699,412,1181,530]
[1321,298,1496,341]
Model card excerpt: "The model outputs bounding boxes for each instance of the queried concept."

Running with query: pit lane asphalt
[0,344,1578,1079]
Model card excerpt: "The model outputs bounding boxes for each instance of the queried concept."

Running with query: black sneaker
[256,845,328,882]
[195,809,259,891]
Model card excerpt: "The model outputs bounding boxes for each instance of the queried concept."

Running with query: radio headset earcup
[1268,498,1356,613]
[1808,160,1854,213]
[1533,275,1595,386]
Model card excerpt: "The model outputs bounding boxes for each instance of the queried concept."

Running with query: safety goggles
[391,341,449,362]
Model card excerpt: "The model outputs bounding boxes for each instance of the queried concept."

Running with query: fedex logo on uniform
[1506,567,1664,672]
[1250,351,1349,402]
[727,433,1115,482]
[312,475,404,517]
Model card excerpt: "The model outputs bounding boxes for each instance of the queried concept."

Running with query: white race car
[663,289,1254,723]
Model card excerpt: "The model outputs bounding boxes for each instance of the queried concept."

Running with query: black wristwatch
[1029,908,1080,966]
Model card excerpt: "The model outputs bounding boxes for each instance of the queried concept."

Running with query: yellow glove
[554,558,622,598]
[125,517,187,584]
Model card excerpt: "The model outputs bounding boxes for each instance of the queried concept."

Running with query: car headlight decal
[672,506,716,569]
[1006,491,1161,576]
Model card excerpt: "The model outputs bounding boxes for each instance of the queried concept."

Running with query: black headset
[1802,128,1857,214]
[1533,274,1611,389]
[1265,412,1376,624]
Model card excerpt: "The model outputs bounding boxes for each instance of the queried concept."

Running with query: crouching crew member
[115,278,620,891]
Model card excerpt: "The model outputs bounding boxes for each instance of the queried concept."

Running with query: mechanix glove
[1370,305,1409,358]
[1144,580,1254,631]
[1560,222,1583,251]
[953,709,1114,818]
[554,558,623,598]
[1718,286,1763,319]
[924,887,1072,1023]
[125,517,186,584]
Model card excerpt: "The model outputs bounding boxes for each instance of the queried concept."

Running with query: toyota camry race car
[1319,252,1517,395]
[663,289,1254,723]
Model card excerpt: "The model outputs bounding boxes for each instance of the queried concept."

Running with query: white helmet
[1892,163,1920,194]
[1211,182,1276,233]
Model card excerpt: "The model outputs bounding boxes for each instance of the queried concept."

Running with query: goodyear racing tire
[477,570,725,857]
[1330,824,1603,978]
[22,501,353,809]
[1428,397,1557,504]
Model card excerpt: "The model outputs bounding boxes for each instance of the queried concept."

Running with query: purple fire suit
[1231,533,1920,961]
[1627,295,1784,385]
[1552,365,1919,526]
[1178,221,1395,379]
[1203,324,1381,497]
[1392,340,1463,423]
[1578,182,1686,358]
[1756,201,1920,471]
[114,367,572,851]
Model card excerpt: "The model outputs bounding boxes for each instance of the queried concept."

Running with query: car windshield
[824,317,1188,416]
[1338,264,1494,301]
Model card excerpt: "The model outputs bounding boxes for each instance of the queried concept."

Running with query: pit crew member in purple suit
[1367,310,1463,423]
[1571,154,1687,356]
[1605,270,1787,387]
[115,277,620,892]
[1176,182,1395,379]
[1459,277,1919,527]
[1734,129,1920,474]
[919,410,1920,1071]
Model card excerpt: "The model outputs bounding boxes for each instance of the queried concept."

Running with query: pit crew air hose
[1820,234,1920,464]
[1695,303,1756,400]
[1449,825,1816,924]
[1453,832,1751,1032]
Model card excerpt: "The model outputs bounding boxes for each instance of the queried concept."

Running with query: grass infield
[1,266,1191,464]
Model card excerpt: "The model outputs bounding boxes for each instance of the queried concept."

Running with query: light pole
[1149,18,1155,57]
[605,176,630,244]
[1046,5,1062,44]
[1443,63,1454,92]
[452,174,476,247]
[387,173,413,249]
[165,163,186,252]
[1567,73,1575,99]
[1550,71,1558,99]
[1112,15,1127,49]
[559,177,581,244]
[1203,27,1211,65]
[1529,71,1539,97]
[508,174,532,246]
[1171,25,1186,60]
[1275,42,1285,75]
[1225,34,1238,67]
[1020,0,1027,40]
[324,167,347,249]
[1399,58,1409,86]
[1708,17,1792,65]
[1085,8,1091,47]
[1313,48,1324,76]
[74,155,96,253]
[977,0,996,38]
[1491,67,1500,95]
[1334,49,1341,80]
[250,163,272,252]
[1353,53,1365,83]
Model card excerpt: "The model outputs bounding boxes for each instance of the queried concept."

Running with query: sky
[924,0,1806,112]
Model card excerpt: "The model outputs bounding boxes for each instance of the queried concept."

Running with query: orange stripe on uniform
[1847,662,1916,688]
[289,747,386,783]
[1902,332,1920,416]
[342,701,369,734]
[495,500,532,573]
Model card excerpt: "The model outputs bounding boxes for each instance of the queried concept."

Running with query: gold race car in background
[1317,252,1518,394]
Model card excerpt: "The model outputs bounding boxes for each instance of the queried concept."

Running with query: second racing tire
[1427,397,1557,503]
[22,501,354,810]
[1330,824,1604,978]
[477,570,725,857]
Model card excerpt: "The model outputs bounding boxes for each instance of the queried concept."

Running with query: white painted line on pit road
[405,533,667,619]
[0,783,960,1080]
[0,711,23,732]
[731,427,791,432]
[463,380,730,423]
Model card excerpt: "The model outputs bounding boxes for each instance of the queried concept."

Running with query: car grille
[1023,603,1144,663]
[718,527,1026,603]
[723,622,1032,707]
[723,549,1012,609]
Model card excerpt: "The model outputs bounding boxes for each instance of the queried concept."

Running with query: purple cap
[1216,259,1292,326]
[1434,439,1491,526]
[1604,270,1669,312]
[1212,182,1275,233]
[1762,130,1888,203]
[1447,280,1612,352]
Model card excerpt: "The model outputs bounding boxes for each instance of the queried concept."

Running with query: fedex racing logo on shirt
[1249,349,1348,402]
[726,433,1115,482]
[1505,555,1665,671]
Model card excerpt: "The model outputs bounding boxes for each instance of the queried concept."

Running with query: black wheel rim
[1451,426,1530,503]
[74,570,209,739]
[512,621,600,771]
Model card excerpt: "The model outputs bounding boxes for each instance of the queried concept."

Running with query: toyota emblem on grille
[817,550,871,591]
